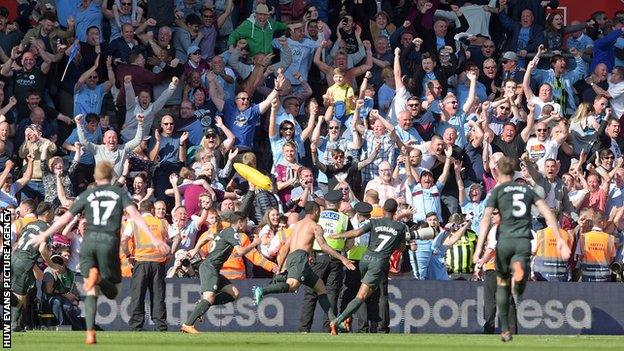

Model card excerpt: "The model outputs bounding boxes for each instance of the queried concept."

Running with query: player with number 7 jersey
[326,199,408,335]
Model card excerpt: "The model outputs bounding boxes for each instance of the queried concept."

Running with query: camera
[409,226,436,240]
[50,255,64,266]
[181,253,203,269]
[611,262,623,282]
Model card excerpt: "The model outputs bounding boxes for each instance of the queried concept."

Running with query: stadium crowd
[2,0,624,333]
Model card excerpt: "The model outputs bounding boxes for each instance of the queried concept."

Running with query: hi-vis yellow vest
[347,220,369,260]
[313,210,348,251]
[13,216,37,242]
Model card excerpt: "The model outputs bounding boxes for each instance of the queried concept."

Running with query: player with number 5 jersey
[473,156,570,343]
[327,199,408,335]
[27,161,170,345]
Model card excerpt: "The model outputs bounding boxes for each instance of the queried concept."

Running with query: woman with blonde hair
[333,181,357,213]
[41,142,81,206]
[569,102,599,155]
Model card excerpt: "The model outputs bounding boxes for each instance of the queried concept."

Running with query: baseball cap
[513,171,524,181]
[186,45,200,56]
[255,4,270,15]
[419,168,433,177]
[205,128,217,136]
[501,51,518,62]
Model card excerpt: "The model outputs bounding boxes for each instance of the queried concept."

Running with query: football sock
[213,292,235,306]
[11,305,22,327]
[186,299,211,326]
[496,285,511,333]
[261,282,290,295]
[85,295,98,330]
[98,278,119,300]
[336,298,363,324]
[513,279,526,297]
[317,293,336,321]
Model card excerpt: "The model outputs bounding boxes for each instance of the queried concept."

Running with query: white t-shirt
[529,96,561,118]
[608,80,624,119]
[525,137,560,171]
[168,217,202,252]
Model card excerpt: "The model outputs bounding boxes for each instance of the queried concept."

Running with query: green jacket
[21,25,75,55]
[227,16,287,56]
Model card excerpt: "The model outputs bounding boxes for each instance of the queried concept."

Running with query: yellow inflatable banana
[233,163,272,191]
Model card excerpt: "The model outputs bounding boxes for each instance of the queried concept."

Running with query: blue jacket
[531,56,586,115]
[498,11,545,53]
[590,29,623,72]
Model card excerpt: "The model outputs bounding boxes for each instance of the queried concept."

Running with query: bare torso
[288,217,321,254]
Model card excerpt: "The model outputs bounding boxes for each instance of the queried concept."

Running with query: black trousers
[299,252,343,332]
[340,261,382,333]
[376,270,390,333]
[483,270,517,334]
[128,261,167,331]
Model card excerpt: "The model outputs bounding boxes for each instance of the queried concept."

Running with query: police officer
[121,201,170,331]
[299,190,350,332]
[341,202,380,333]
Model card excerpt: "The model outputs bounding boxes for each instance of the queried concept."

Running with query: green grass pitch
[10,332,624,351]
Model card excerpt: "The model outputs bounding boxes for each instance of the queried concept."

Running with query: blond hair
[94,161,114,182]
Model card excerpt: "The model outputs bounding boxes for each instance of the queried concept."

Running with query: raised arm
[169,174,182,208]
[206,71,225,111]
[520,101,536,142]
[215,116,235,151]
[74,114,97,154]
[454,159,464,204]
[462,71,477,114]
[301,107,317,141]
[314,45,332,75]
[310,141,328,173]
[217,0,234,28]
[523,58,537,101]
[258,73,284,114]
[75,54,101,92]
[268,97,279,139]
[103,56,115,92]
[437,146,454,186]
[357,142,381,170]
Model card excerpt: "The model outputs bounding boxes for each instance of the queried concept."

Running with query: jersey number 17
[90,200,116,225]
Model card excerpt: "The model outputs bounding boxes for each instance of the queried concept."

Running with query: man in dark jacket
[498,9,545,60]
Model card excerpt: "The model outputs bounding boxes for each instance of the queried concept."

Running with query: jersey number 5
[90,200,116,225]
[374,234,392,252]
[512,193,527,217]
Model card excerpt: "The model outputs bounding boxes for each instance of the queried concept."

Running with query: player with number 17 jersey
[69,184,133,286]
[71,184,132,237]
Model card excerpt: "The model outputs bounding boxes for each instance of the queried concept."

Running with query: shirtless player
[252,202,355,324]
